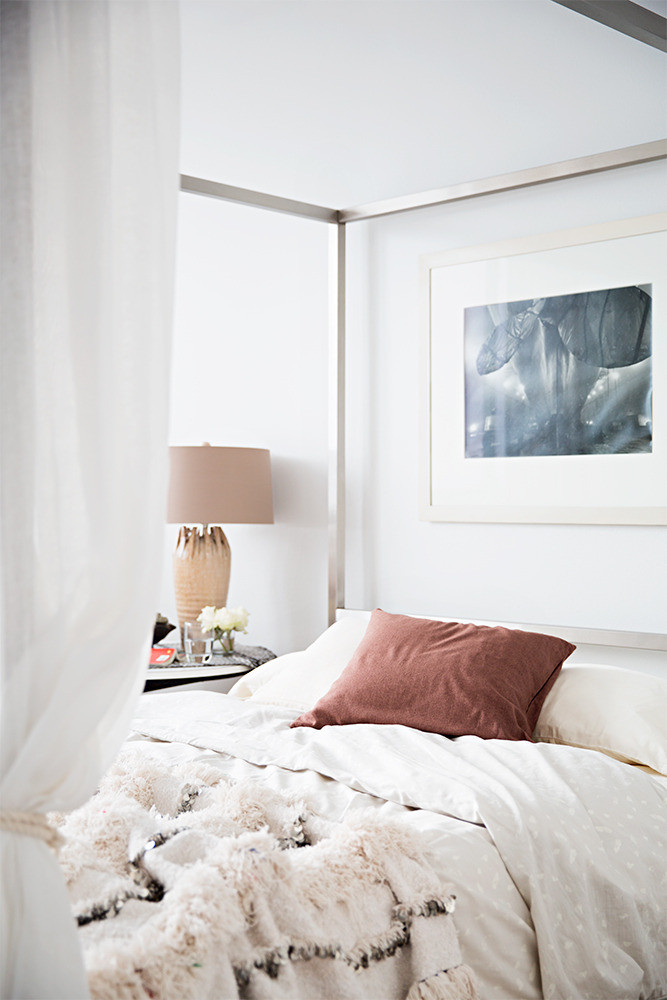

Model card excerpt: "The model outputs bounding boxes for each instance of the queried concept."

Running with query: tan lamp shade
[167,445,274,526]
[167,445,273,637]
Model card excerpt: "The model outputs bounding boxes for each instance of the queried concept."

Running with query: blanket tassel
[407,964,479,1000]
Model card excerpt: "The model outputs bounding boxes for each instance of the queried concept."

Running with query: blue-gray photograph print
[464,285,652,458]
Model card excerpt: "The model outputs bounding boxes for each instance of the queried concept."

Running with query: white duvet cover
[130,691,667,1000]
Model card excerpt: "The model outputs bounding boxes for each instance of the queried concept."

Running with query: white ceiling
[179,0,667,207]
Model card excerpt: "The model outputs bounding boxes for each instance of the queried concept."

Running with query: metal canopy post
[328,223,346,624]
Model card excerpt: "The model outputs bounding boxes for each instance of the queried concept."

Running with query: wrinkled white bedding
[130,691,667,1000]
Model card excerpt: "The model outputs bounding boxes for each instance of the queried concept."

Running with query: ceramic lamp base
[173,525,231,641]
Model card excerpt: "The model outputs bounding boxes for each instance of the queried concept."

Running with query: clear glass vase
[219,632,235,655]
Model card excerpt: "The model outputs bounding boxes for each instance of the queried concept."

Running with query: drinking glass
[183,621,213,664]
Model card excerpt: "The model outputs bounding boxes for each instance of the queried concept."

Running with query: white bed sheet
[130,691,667,1000]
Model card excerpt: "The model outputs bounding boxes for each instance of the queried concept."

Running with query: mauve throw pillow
[291,609,576,741]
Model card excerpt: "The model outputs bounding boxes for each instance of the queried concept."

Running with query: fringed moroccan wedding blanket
[54,749,478,1000]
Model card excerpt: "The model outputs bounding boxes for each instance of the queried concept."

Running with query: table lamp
[167,444,273,639]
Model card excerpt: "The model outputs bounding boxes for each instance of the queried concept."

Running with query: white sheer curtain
[0,2,180,996]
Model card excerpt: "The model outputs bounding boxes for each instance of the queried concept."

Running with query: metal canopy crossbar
[182,140,666,226]
[180,174,338,223]
[179,138,667,624]
[339,140,667,223]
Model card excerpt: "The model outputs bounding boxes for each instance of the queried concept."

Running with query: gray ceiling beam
[551,0,667,51]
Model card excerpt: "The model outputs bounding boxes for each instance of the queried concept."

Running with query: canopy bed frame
[179,137,667,659]
[67,122,667,999]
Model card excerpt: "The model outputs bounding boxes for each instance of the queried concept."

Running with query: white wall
[164,162,666,652]
[157,195,329,654]
[346,161,667,633]
[173,2,667,651]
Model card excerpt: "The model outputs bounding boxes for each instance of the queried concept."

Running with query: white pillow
[228,616,369,710]
[534,664,667,775]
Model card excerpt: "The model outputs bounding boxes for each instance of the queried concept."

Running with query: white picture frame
[420,213,667,525]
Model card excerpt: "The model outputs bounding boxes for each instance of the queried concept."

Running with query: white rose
[229,606,249,631]
[213,607,235,631]
[197,606,218,632]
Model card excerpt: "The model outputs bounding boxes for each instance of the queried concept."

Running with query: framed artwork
[420,214,667,524]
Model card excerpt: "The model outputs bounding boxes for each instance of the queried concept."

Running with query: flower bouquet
[197,605,249,654]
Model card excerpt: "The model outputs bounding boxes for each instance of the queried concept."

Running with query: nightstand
[144,644,275,692]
